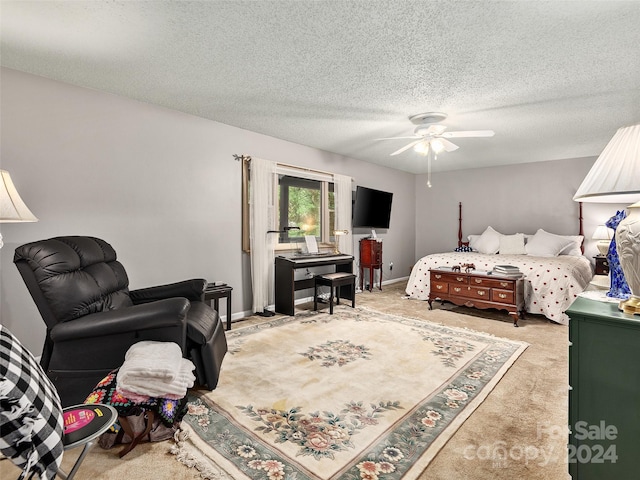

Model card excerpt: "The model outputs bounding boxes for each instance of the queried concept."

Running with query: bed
[405,203,594,325]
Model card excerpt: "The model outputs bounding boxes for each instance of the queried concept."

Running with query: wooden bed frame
[457,201,585,253]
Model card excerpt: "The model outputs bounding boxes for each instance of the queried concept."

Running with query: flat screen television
[352,186,393,229]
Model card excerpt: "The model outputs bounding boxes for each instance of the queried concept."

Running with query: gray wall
[0,68,416,354]
[1,68,628,356]
[414,158,628,261]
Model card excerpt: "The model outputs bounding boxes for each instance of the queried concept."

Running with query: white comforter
[405,252,593,325]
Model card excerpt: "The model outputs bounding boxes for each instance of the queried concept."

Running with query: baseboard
[382,276,409,285]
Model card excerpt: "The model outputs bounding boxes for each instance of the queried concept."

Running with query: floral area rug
[171,306,527,479]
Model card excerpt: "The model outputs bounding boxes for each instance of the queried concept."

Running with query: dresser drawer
[470,276,515,290]
[432,272,469,284]
[492,289,515,304]
[464,286,490,300]
[432,281,449,293]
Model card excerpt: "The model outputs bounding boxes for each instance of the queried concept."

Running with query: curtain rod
[233,154,337,178]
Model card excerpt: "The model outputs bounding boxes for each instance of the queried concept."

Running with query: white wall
[414,157,628,261]
[0,68,416,354]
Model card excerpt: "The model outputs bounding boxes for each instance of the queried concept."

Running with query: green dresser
[567,296,640,480]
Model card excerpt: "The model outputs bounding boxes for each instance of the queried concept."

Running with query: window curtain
[249,157,276,314]
[334,173,353,256]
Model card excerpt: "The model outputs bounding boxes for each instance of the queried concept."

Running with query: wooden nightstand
[593,256,610,275]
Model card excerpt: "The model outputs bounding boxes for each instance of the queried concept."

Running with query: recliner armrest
[129,279,207,304]
[50,298,190,342]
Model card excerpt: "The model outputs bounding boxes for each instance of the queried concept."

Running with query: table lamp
[591,225,613,256]
[574,123,640,314]
[333,229,349,254]
[0,169,38,249]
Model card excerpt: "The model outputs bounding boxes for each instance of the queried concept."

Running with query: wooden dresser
[567,297,640,479]
[428,269,524,326]
[359,238,382,291]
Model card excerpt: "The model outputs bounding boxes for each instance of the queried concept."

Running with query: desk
[203,284,233,330]
[275,254,354,315]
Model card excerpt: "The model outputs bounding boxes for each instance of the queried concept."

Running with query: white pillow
[525,229,574,257]
[469,226,502,254]
[523,232,583,256]
[467,234,481,249]
[559,235,584,256]
[499,233,526,255]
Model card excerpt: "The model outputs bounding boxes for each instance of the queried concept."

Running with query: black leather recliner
[13,236,227,406]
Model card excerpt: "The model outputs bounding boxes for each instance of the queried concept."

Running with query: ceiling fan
[378,112,495,156]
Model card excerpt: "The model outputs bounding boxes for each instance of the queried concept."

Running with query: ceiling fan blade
[414,124,447,136]
[441,130,495,138]
[375,136,421,141]
[425,124,448,135]
[390,139,423,156]
[440,138,459,152]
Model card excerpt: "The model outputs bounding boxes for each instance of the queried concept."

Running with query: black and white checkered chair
[1,325,64,479]
[1,326,117,479]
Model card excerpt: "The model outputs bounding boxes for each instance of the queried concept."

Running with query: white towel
[117,358,196,398]
[119,341,182,382]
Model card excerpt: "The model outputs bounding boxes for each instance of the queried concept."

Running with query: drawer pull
[477,290,486,296]
[568,386,573,391]
[500,282,509,287]
[454,287,462,293]
[603,261,609,266]
[435,274,442,279]
[568,341,573,346]
[498,293,507,299]
[436,285,443,290]
[474,278,482,284]
[456,276,464,282]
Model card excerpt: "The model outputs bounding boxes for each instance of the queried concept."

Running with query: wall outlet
[389,262,393,271]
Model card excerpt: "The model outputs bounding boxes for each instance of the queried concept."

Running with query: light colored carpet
[172,305,527,479]
[0,282,571,479]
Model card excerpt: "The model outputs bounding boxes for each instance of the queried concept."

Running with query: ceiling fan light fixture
[430,139,445,153]
[413,141,430,155]
[380,113,493,187]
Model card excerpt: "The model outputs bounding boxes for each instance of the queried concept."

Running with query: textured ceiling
[1,0,639,174]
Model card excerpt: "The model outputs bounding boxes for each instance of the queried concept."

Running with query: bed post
[458,202,463,247]
[579,202,584,253]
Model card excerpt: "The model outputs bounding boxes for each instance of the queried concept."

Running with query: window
[241,161,336,252]
[276,174,335,247]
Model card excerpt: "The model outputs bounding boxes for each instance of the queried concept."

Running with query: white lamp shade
[592,225,613,240]
[573,124,640,204]
[0,170,38,222]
